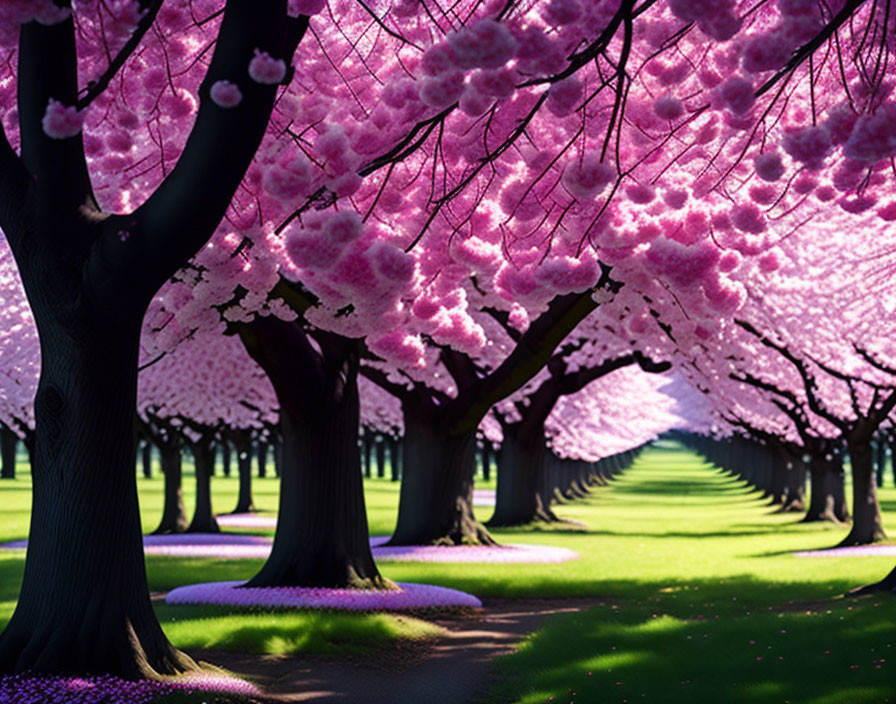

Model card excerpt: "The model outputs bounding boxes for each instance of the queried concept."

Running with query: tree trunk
[874,438,887,488]
[375,436,386,479]
[153,441,188,535]
[388,436,402,482]
[802,450,849,523]
[389,410,494,546]
[848,563,896,596]
[779,455,806,513]
[273,434,283,478]
[0,326,195,677]
[480,442,491,482]
[231,432,255,514]
[838,435,886,546]
[186,439,219,533]
[256,441,268,478]
[220,442,232,478]
[240,318,385,589]
[0,425,17,479]
[489,422,556,527]
[362,434,372,478]
[140,441,153,479]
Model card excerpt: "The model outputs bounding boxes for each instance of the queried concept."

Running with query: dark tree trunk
[273,434,283,478]
[489,422,556,527]
[140,440,153,479]
[0,0,305,679]
[388,436,402,482]
[362,434,373,478]
[220,442,232,477]
[389,408,494,546]
[375,436,386,479]
[231,431,255,514]
[0,325,195,677]
[540,452,561,510]
[778,455,806,513]
[874,438,887,488]
[802,449,849,523]
[849,564,896,596]
[838,434,886,546]
[239,318,385,588]
[0,425,17,479]
[153,441,188,535]
[186,438,219,533]
[480,442,491,482]
[256,441,268,478]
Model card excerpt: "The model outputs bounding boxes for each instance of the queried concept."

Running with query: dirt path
[195,598,603,704]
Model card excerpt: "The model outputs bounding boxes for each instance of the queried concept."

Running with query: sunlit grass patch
[157,604,444,656]
[482,446,896,704]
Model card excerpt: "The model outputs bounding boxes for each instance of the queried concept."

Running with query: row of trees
[1,0,895,685]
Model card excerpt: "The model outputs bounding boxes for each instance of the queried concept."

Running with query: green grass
[479,448,896,704]
[3,445,896,703]
[157,604,443,656]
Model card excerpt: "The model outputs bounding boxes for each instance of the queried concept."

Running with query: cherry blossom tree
[2,0,896,679]
[137,330,277,533]
[0,0,306,679]
[489,339,670,527]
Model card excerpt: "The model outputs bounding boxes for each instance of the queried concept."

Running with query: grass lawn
[1,443,896,702]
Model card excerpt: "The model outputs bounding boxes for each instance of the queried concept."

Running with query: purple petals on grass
[0,671,260,704]
[3,531,578,563]
[368,536,579,564]
[166,580,482,610]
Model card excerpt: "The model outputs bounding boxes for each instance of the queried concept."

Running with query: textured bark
[838,435,886,546]
[153,440,188,535]
[0,0,305,678]
[0,324,196,677]
[0,425,17,479]
[186,439,219,533]
[488,423,556,527]
[240,318,384,588]
[389,409,494,546]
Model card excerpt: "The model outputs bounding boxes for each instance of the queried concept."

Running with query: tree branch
[439,347,482,391]
[76,1,164,110]
[449,268,621,435]
[0,124,28,247]
[734,318,845,431]
[482,307,522,343]
[359,364,413,405]
[555,353,635,396]
[101,1,308,305]
[17,13,93,215]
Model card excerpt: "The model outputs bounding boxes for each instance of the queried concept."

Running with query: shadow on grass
[545,524,822,541]
[155,603,441,657]
[483,575,896,704]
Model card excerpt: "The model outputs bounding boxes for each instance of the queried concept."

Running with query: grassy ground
[1,445,896,702]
